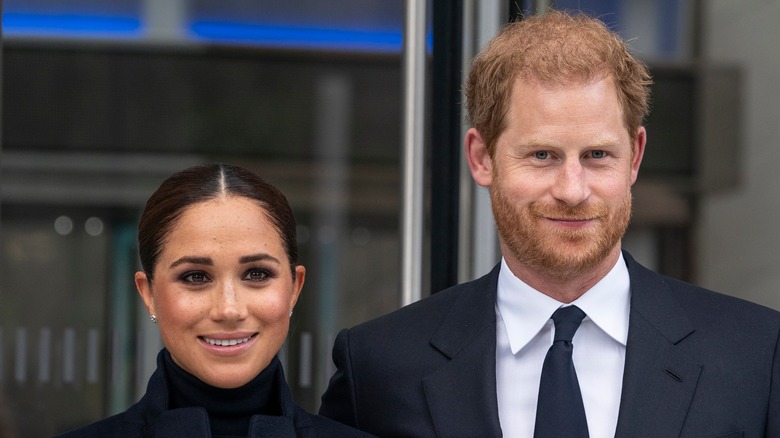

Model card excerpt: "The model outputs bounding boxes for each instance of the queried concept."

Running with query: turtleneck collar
[162,349,284,437]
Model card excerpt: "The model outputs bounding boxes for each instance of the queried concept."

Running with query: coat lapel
[614,253,702,437]
[423,265,503,438]
[149,407,211,437]
[418,255,703,437]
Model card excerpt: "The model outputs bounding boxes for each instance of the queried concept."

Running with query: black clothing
[56,349,372,438]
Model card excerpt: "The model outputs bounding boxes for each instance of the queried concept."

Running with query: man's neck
[502,247,622,303]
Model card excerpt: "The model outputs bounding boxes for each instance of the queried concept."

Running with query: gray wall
[699,0,780,310]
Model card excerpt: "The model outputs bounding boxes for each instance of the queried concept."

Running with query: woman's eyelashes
[180,270,210,285]
[243,267,276,283]
[176,266,277,286]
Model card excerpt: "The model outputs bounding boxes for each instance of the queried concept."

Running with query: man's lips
[544,216,598,229]
[546,216,597,222]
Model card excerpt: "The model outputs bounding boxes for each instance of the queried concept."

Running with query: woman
[57,164,371,437]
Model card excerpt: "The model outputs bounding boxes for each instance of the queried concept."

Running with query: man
[320,10,780,438]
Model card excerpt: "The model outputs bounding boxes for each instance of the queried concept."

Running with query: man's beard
[490,184,632,281]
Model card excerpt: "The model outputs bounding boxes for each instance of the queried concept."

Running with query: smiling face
[135,196,304,388]
[467,76,645,295]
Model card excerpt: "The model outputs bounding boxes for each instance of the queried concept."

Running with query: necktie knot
[551,305,586,343]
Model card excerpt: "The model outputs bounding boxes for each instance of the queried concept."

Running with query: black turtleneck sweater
[163,351,284,438]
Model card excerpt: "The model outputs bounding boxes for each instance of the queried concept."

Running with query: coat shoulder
[627,253,780,344]
[348,266,499,340]
[304,412,377,437]
[53,410,143,438]
[654,267,779,323]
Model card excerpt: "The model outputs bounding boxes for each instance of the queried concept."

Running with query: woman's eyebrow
[239,253,281,265]
[169,256,213,268]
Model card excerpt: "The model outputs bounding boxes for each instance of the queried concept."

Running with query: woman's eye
[182,271,209,284]
[244,268,271,282]
[590,150,606,159]
[533,151,550,160]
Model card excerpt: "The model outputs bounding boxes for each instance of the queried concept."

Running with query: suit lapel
[419,255,703,437]
[614,253,702,437]
[423,265,503,438]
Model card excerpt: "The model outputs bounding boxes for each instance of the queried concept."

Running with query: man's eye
[590,150,606,159]
[533,151,550,160]
[182,272,209,284]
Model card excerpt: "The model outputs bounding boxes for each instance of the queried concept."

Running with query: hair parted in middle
[137,163,298,281]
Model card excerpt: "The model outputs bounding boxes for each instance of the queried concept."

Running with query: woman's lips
[199,333,258,347]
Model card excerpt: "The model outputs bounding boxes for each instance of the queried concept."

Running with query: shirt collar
[496,252,631,354]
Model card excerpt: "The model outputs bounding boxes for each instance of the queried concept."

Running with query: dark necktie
[533,305,589,438]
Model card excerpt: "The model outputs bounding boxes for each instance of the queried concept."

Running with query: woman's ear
[135,271,155,318]
[290,265,305,311]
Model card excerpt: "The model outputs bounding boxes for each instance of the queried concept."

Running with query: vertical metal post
[430,0,463,294]
[401,0,427,306]
[143,0,187,42]
[535,0,553,14]
[459,0,504,282]
[313,72,351,397]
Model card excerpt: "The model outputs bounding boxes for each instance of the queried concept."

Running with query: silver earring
[289,309,293,318]
[150,314,157,324]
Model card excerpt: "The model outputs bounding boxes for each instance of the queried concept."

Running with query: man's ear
[465,128,493,187]
[630,126,647,185]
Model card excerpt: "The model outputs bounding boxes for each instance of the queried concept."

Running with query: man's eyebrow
[170,256,213,269]
[519,138,620,149]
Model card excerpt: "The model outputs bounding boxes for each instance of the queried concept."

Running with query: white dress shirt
[495,253,631,438]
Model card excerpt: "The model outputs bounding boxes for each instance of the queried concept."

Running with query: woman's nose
[211,281,247,321]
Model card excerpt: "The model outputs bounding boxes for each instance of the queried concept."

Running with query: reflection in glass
[1,1,405,435]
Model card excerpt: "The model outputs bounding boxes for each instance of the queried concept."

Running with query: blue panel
[3,12,142,37]
[2,7,422,53]
[189,20,404,53]
[2,13,409,53]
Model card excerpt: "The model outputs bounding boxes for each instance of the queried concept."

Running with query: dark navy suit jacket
[320,252,780,437]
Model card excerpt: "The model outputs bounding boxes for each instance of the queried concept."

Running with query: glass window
[2,0,405,52]
[1,1,405,436]
[553,0,696,61]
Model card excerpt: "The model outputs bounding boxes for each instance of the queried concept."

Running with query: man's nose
[550,160,590,206]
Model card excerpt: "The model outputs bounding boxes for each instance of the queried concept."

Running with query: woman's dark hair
[137,163,298,280]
